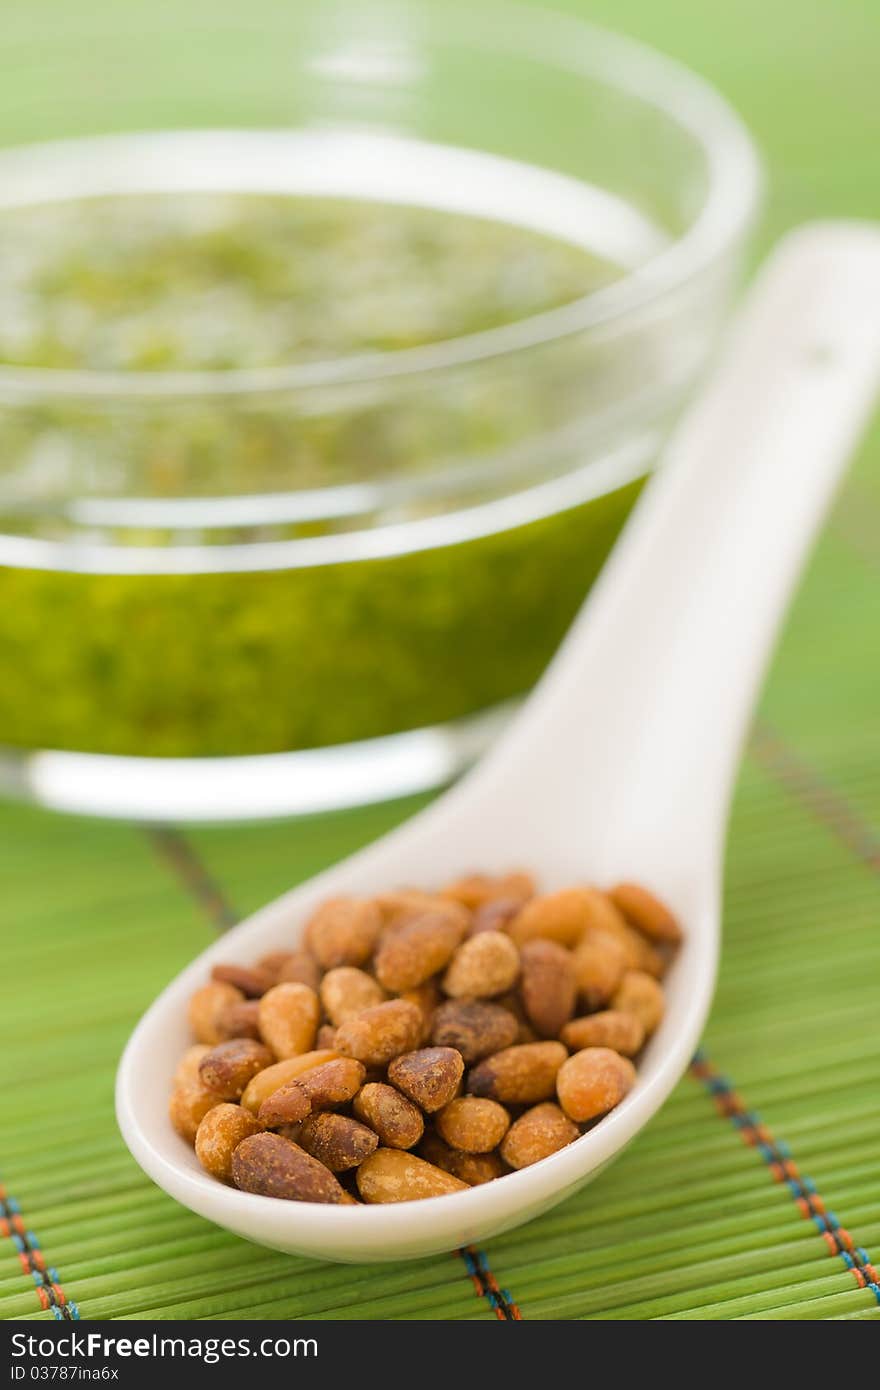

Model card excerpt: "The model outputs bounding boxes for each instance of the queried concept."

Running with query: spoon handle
[485,222,880,866]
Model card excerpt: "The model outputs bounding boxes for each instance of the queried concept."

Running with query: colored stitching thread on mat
[146,825,239,930]
[0,1183,80,1320]
[459,1245,522,1320]
[690,1051,880,1305]
[832,489,880,573]
[751,721,880,872]
[148,825,524,1320]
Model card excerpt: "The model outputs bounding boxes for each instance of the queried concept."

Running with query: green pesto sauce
[0,193,642,756]
[0,479,643,756]
[0,193,609,369]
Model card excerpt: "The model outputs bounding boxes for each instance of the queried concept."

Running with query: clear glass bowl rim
[0,0,761,404]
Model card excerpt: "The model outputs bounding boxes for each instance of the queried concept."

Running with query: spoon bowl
[117,224,880,1261]
[117,863,714,1261]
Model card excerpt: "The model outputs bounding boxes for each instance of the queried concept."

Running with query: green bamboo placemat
[2,0,879,1323]
[2,457,878,1322]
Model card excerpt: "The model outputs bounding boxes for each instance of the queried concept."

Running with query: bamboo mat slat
[2,0,879,1323]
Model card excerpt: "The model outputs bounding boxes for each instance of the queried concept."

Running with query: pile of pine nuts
[170,874,681,1204]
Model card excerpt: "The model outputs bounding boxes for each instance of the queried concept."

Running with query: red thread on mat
[751,722,880,873]
[146,825,239,930]
[832,490,880,574]
[690,1052,880,1306]
[0,1182,79,1320]
[459,1245,521,1320]
[745,723,880,1302]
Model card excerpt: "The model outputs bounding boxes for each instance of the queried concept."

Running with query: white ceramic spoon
[117,223,880,1263]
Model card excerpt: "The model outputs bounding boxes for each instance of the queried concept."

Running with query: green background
[1,0,878,1321]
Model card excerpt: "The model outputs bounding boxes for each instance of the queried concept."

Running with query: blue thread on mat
[691,1048,880,1307]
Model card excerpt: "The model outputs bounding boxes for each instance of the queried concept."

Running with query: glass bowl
[0,0,760,820]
